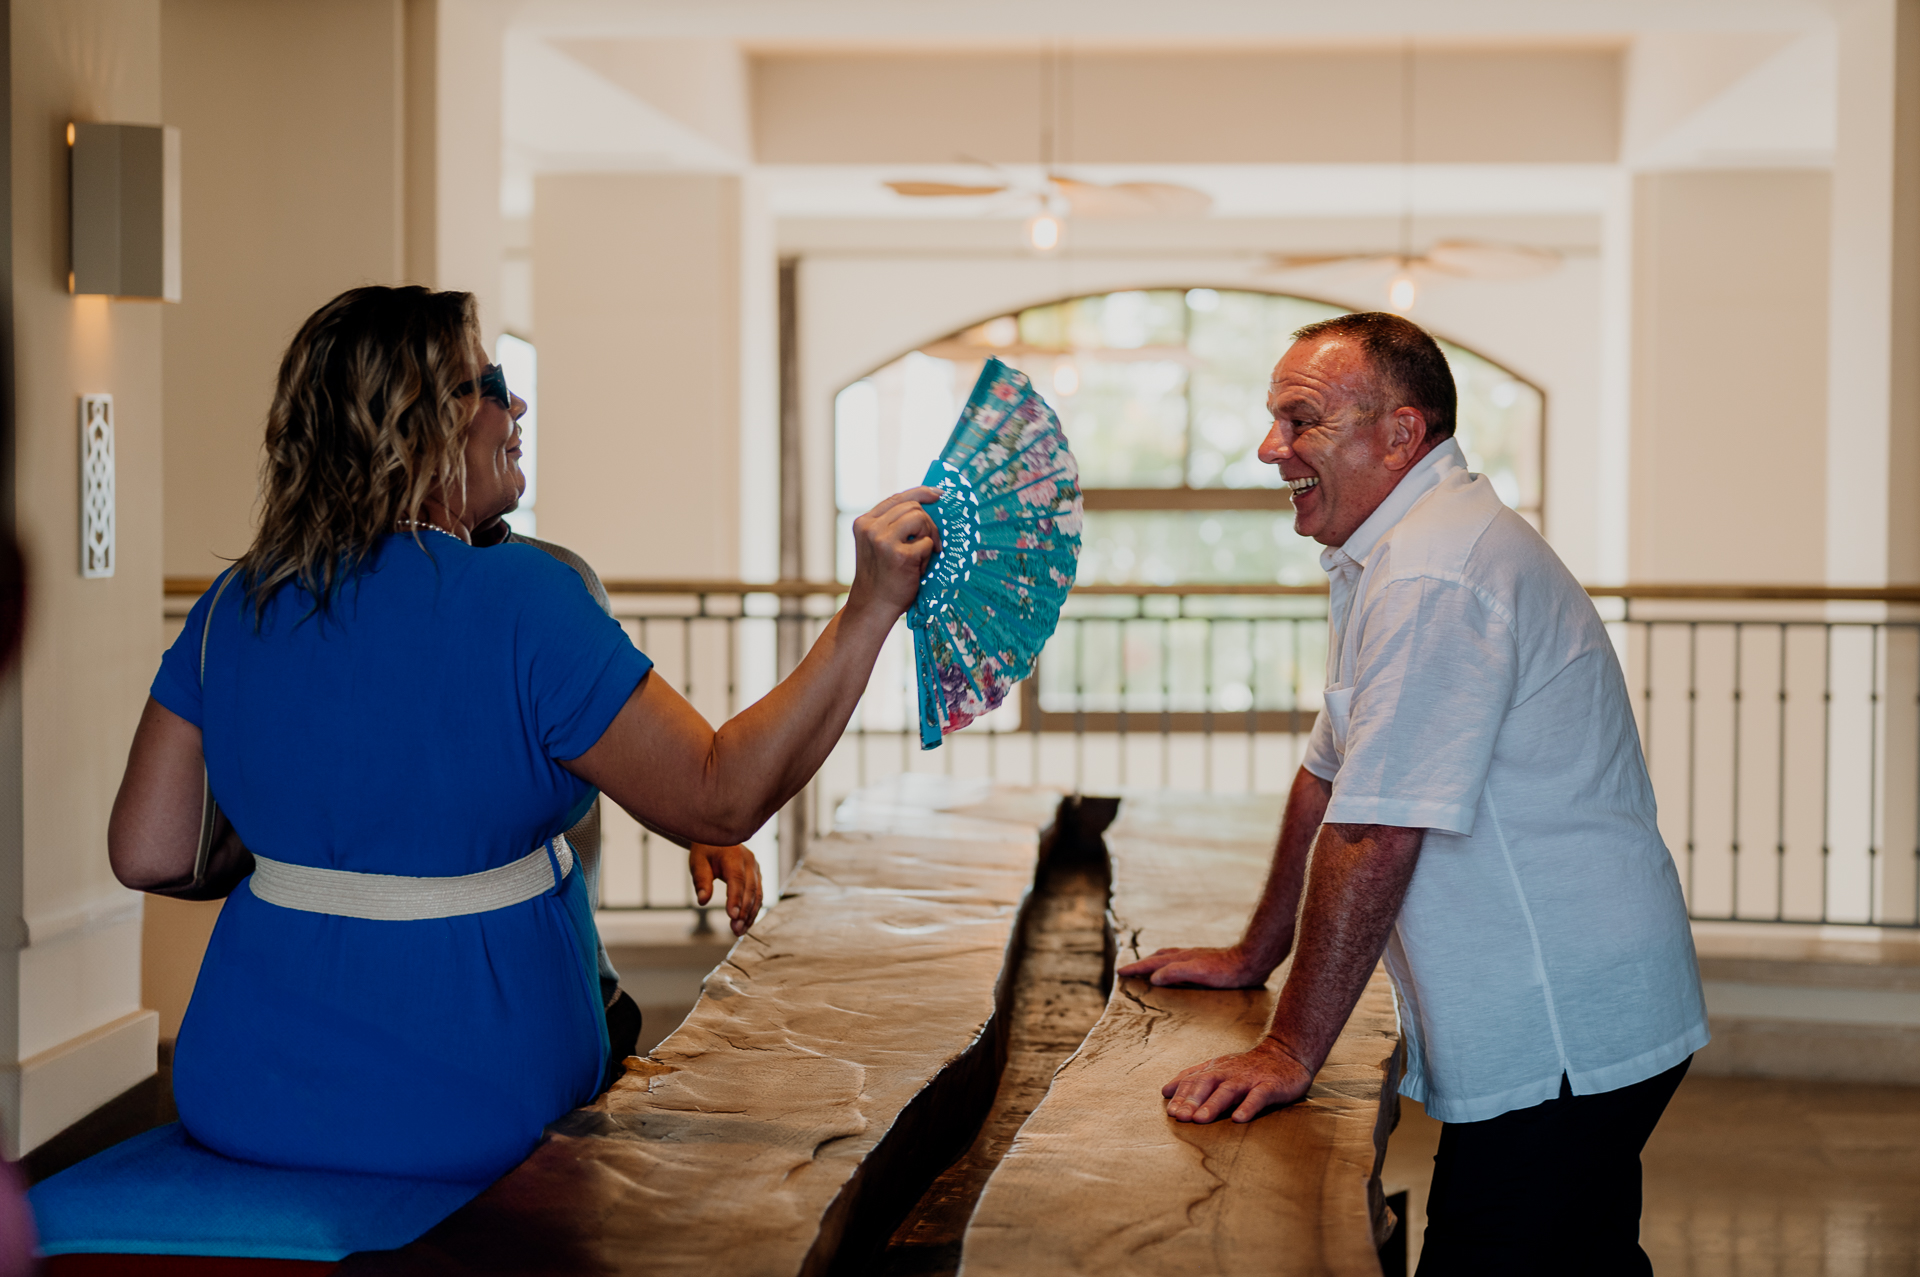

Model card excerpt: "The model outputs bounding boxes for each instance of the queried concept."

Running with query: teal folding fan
[910,358,1083,749]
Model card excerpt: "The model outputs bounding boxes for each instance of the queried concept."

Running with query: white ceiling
[498,2,1836,222]
[760,163,1623,220]
[502,0,1829,41]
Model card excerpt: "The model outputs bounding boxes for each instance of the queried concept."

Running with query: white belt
[250,838,574,922]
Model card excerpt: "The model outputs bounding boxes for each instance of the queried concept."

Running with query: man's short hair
[1290,312,1458,442]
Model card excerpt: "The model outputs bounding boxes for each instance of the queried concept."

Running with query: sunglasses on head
[453,364,512,408]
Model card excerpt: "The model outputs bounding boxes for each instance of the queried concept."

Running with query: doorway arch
[832,287,1545,586]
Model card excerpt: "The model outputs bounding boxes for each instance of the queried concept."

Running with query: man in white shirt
[1117,313,1707,1275]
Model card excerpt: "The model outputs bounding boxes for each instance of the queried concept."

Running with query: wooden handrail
[1064,582,1329,596]
[1584,584,1920,603]
[161,576,850,599]
[599,579,842,596]
[160,576,1920,604]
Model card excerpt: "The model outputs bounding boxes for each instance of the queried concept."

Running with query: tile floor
[1382,1074,1920,1275]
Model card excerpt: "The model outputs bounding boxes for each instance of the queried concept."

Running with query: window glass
[1080,510,1327,587]
[1445,342,1543,521]
[1054,358,1189,488]
[835,290,1545,584]
[496,334,538,536]
[1187,291,1345,489]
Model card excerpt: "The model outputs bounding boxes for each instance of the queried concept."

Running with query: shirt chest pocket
[1322,685,1355,757]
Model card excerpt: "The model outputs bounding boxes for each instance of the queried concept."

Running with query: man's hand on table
[1116,942,1278,988]
[1162,1037,1316,1123]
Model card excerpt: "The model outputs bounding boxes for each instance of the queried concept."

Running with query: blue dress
[150,535,653,1183]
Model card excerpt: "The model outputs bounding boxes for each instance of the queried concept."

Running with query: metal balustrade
[163,578,1920,930]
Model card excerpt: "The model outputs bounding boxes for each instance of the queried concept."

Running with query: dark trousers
[601,982,642,1093]
[1415,1056,1690,1276]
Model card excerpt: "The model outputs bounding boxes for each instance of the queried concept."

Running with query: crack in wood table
[959,791,1404,1277]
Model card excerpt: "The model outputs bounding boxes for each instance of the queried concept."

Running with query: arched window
[834,289,1543,585]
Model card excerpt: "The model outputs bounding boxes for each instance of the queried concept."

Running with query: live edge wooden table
[340,779,1403,1277]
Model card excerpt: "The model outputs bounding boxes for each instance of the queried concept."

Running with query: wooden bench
[959,792,1404,1277]
[343,783,1402,1276]
[342,775,1063,1277]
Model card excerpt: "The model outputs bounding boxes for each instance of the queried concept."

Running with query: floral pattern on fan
[909,358,1083,749]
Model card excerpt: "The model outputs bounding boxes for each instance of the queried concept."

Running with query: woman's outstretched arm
[561,487,939,846]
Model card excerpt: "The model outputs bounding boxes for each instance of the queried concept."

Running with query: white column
[534,174,744,581]
[431,0,511,342]
[738,171,780,585]
[1595,168,1634,587]
[1826,0,1920,588]
[1628,170,1831,584]
[1821,0,1920,925]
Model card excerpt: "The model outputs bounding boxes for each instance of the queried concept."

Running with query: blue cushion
[28,1124,487,1261]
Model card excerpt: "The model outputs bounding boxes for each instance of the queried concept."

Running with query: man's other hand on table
[1160,1038,1316,1124]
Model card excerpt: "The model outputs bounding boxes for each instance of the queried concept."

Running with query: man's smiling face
[1259,337,1431,547]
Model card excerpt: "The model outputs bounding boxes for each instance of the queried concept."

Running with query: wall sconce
[68,122,179,301]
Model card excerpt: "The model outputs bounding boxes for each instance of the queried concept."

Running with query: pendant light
[1028,210,1062,252]
[1390,39,1418,312]
[1028,40,1067,254]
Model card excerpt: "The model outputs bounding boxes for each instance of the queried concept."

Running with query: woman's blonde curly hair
[237,285,481,619]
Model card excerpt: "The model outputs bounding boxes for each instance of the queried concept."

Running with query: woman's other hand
[690,843,763,936]
[846,488,941,619]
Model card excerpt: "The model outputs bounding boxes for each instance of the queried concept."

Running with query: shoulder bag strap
[192,571,239,890]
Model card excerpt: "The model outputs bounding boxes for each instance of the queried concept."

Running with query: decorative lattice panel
[80,394,114,579]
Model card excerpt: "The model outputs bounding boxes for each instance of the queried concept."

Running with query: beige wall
[1628,170,1829,583]
[6,0,166,1156]
[556,38,753,159]
[159,0,421,581]
[754,46,1621,164]
[534,173,743,579]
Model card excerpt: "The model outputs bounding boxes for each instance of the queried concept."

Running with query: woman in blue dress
[106,286,938,1183]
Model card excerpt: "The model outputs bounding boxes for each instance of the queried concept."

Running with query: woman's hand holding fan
[846,487,943,618]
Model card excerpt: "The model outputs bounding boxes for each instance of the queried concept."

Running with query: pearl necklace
[397,518,466,543]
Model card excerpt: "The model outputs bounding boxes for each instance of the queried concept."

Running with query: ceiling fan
[882,42,1209,247]
[1263,240,1562,309]
[884,173,1212,221]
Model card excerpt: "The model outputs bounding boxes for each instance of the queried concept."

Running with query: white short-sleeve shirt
[1302,439,1708,1123]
